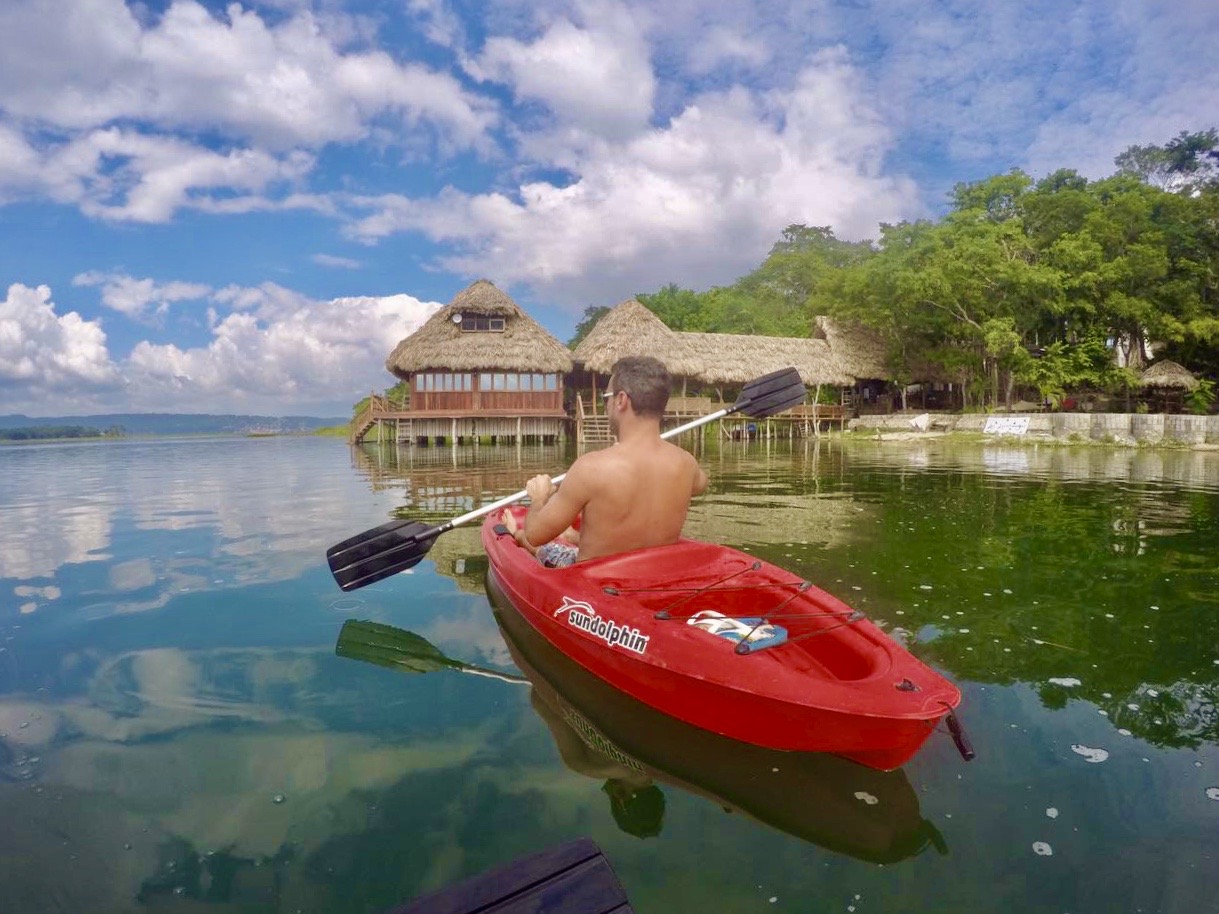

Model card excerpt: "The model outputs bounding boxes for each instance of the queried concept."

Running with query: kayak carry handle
[945,708,976,761]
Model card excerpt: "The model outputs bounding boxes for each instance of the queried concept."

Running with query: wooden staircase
[349,395,382,444]
[576,397,613,444]
[581,415,612,442]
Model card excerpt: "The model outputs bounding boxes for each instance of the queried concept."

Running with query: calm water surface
[1,436,1217,912]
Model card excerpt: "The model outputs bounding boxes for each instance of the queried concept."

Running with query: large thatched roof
[813,316,890,380]
[677,332,851,387]
[813,316,957,384]
[1140,360,1199,390]
[385,280,573,378]
[570,299,700,376]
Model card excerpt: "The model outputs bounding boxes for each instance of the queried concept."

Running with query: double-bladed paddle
[326,366,807,592]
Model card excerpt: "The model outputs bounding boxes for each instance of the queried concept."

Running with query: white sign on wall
[983,416,1031,436]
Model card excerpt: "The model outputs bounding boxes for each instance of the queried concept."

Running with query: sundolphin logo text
[553,596,650,655]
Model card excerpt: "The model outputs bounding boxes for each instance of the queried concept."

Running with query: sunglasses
[602,389,630,401]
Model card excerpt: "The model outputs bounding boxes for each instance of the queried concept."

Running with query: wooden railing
[667,395,717,416]
[788,404,848,423]
[411,390,562,412]
[350,393,390,442]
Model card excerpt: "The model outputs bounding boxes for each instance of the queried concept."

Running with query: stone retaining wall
[849,412,1219,446]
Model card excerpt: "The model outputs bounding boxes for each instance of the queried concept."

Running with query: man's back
[574,437,705,561]
[520,355,708,562]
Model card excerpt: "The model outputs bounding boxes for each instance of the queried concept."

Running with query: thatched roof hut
[812,316,890,381]
[1140,360,1199,390]
[677,332,851,387]
[570,299,700,376]
[385,280,572,379]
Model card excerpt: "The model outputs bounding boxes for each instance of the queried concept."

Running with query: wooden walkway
[353,394,849,445]
[352,394,567,445]
[576,397,847,444]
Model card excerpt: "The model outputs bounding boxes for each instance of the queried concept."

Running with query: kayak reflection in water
[518,356,709,564]
[333,605,948,862]
[487,587,947,861]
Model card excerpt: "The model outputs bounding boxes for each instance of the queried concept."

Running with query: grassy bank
[313,424,350,438]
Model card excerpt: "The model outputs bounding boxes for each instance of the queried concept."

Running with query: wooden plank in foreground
[387,837,634,914]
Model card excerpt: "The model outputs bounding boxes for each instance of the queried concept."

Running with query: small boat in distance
[483,507,971,771]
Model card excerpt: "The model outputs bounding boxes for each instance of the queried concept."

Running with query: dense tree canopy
[625,128,1219,411]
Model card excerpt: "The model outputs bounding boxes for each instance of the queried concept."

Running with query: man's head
[608,356,671,420]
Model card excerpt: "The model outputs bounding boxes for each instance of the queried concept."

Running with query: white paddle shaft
[446,405,732,529]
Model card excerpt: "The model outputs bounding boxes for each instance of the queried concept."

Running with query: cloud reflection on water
[1,438,401,614]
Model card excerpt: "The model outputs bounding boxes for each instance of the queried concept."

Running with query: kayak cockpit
[567,540,890,683]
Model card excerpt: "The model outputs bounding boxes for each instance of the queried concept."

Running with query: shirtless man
[509,355,709,565]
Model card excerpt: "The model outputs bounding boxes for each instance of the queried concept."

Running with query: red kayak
[483,508,968,771]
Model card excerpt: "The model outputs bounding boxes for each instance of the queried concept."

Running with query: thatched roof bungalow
[570,299,700,376]
[383,280,572,434]
[573,299,852,387]
[813,316,890,381]
[677,332,851,387]
[386,279,572,378]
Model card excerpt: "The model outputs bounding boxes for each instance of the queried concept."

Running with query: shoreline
[844,412,1219,451]
[0,430,343,446]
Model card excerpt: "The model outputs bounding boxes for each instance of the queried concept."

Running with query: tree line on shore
[572,128,1219,413]
[0,425,125,441]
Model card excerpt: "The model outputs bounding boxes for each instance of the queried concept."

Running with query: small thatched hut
[1139,360,1199,391]
[570,299,700,377]
[382,280,572,441]
[1139,360,1199,414]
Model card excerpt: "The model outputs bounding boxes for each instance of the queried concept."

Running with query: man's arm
[524,460,592,546]
[692,458,709,496]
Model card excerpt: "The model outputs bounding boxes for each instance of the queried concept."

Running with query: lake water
[1,435,1217,913]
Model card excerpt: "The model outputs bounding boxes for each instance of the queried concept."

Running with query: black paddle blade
[327,519,437,591]
[734,367,806,417]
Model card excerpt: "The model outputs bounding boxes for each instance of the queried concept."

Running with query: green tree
[737,225,874,335]
[568,304,611,346]
[1116,128,1219,193]
[636,285,706,330]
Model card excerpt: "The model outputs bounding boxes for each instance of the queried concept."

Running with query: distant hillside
[0,413,347,436]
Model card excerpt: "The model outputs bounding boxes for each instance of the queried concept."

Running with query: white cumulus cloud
[123,284,442,412]
[348,50,918,305]
[0,0,496,150]
[72,272,212,318]
[470,1,655,138]
[0,0,499,223]
[0,283,120,403]
[0,281,441,414]
[48,129,319,223]
[312,253,363,269]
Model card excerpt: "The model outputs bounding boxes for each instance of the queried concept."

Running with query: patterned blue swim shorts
[535,541,578,568]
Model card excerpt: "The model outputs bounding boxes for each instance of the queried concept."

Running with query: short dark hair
[610,356,670,418]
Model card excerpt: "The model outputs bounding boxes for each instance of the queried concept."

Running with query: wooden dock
[352,394,567,446]
[353,395,849,446]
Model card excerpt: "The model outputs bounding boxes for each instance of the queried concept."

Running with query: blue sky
[1,0,1216,415]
